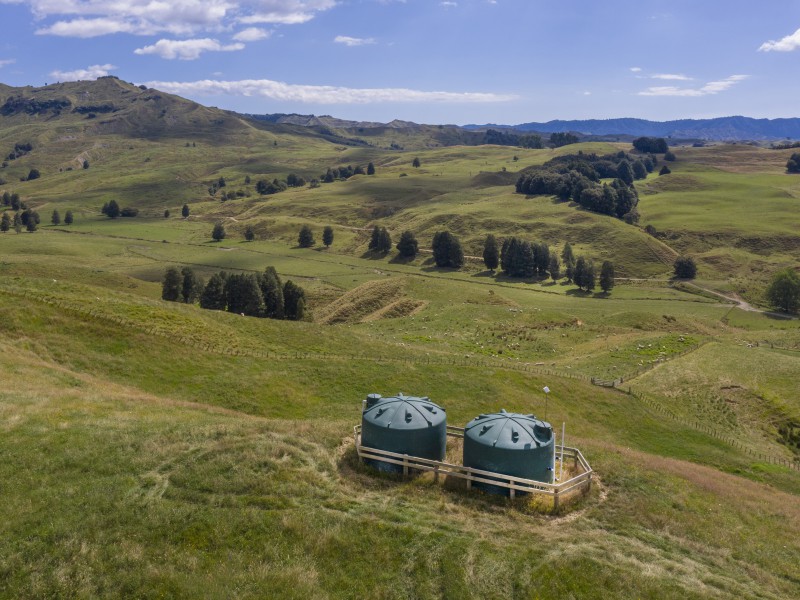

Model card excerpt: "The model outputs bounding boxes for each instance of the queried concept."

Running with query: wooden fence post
[553,487,560,512]
[403,455,409,477]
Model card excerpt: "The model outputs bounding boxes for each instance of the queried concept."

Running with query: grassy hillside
[1,80,799,598]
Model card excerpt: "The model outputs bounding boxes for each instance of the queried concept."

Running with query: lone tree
[674,256,697,279]
[212,222,226,241]
[600,260,615,293]
[181,204,190,218]
[27,169,40,181]
[659,165,671,175]
[245,225,255,241]
[483,234,499,271]
[298,224,315,248]
[396,230,419,258]
[164,209,170,218]
[432,231,464,269]
[574,257,596,291]
[786,153,800,174]
[765,268,800,313]
[322,225,334,248]
[64,210,73,225]
[412,157,421,168]
[161,267,182,301]
[51,209,60,226]
[367,162,376,175]
[103,199,120,219]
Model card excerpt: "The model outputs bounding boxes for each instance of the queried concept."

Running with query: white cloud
[134,39,245,60]
[582,91,591,96]
[50,63,116,81]
[629,67,642,72]
[10,1,335,38]
[651,73,693,81]
[0,59,16,68]
[638,74,748,97]
[440,1,457,6]
[143,78,519,104]
[759,27,800,52]
[334,35,375,47]
[233,27,271,42]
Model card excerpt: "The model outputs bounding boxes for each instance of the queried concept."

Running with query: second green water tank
[463,410,554,494]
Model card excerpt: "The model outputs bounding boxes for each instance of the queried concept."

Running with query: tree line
[162,266,307,321]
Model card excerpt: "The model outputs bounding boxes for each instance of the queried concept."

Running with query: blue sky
[1,0,800,124]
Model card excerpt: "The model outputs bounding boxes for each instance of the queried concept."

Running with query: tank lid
[362,394,446,429]
[464,411,552,447]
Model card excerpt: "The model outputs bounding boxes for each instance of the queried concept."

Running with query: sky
[1,0,800,125]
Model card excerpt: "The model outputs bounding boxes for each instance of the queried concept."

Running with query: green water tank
[360,393,447,473]
[463,410,554,495]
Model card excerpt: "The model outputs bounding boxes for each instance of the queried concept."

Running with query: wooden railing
[353,425,593,509]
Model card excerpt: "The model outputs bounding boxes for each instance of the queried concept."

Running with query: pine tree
[164,209,170,218]
[396,230,419,258]
[200,273,227,310]
[0,212,9,232]
[483,234,499,271]
[245,225,255,241]
[549,254,561,281]
[51,209,60,226]
[181,267,199,303]
[574,257,588,290]
[600,261,615,293]
[377,227,392,253]
[561,242,575,265]
[181,204,190,218]
[64,210,73,225]
[322,226,334,248]
[212,222,226,241]
[412,157,421,168]
[162,267,182,301]
[298,225,314,248]
[260,267,285,319]
[367,162,375,175]
[105,200,120,219]
[283,280,306,320]
[368,225,381,251]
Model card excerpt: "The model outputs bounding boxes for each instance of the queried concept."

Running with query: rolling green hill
[0,79,799,599]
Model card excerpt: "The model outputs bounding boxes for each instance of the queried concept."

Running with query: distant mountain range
[463,117,800,141]
[249,113,800,142]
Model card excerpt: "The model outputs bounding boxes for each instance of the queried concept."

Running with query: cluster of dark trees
[320,162,376,184]
[162,266,307,320]
[549,132,580,148]
[632,137,669,154]
[6,142,33,161]
[369,226,392,254]
[432,231,464,268]
[2,191,22,210]
[484,129,544,149]
[515,151,647,222]
[787,153,800,174]
[101,200,138,218]
[482,236,615,292]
